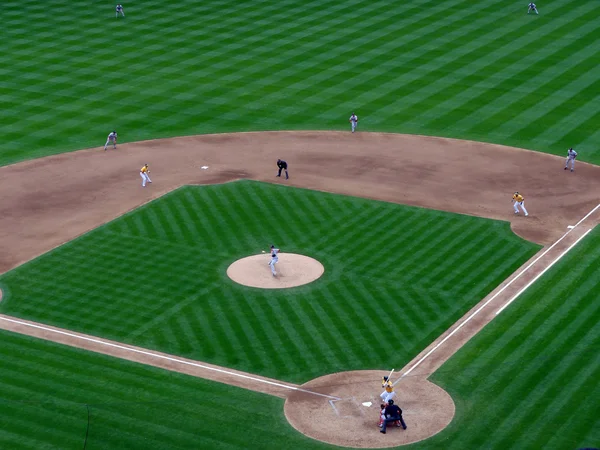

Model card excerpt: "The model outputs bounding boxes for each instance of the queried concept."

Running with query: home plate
[362,402,372,407]
[201,166,209,170]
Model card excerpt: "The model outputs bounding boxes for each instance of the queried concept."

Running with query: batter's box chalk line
[329,397,366,418]
[201,166,209,169]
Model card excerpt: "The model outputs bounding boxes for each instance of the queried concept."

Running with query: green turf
[0,329,330,450]
[2,0,600,166]
[0,181,540,383]
[413,226,600,450]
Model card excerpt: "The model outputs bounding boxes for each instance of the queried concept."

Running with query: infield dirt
[1,131,599,447]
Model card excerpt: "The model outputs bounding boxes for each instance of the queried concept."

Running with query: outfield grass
[417,226,600,450]
[2,0,600,166]
[0,181,540,383]
[0,329,328,450]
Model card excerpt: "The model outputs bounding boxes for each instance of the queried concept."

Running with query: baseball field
[1,0,599,448]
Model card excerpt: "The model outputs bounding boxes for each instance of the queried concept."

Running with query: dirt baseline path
[1,131,600,447]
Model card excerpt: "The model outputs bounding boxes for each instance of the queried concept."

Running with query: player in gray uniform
[104,131,117,150]
[564,147,577,172]
[527,2,539,14]
[116,4,125,17]
[268,245,279,276]
[349,113,358,133]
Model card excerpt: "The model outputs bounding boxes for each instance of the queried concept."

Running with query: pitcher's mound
[227,253,324,289]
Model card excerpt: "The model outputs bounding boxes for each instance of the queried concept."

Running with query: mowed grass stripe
[2,0,599,164]
[0,329,305,450]
[425,226,600,450]
[481,296,599,446]
[0,181,539,382]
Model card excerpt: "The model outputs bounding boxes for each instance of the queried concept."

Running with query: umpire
[380,400,407,434]
[276,159,289,179]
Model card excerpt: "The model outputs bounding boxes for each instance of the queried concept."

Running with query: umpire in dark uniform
[380,399,407,434]
[276,159,289,179]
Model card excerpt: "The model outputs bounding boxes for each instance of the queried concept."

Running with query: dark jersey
[384,404,402,417]
[277,160,288,169]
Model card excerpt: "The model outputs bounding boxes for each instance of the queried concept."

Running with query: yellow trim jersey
[141,165,148,173]
[382,377,393,393]
[513,193,524,202]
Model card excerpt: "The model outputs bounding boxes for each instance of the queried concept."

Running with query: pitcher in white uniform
[269,245,280,276]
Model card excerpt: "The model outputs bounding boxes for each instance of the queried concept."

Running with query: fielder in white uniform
[349,113,358,133]
[140,164,152,187]
[564,147,577,172]
[116,4,125,17]
[527,2,538,14]
[269,245,279,276]
[104,131,117,150]
[512,192,529,216]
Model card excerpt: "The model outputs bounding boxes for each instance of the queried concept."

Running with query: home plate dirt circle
[284,370,455,448]
[227,253,324,288]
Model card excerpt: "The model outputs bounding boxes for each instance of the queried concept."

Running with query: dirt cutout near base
[285,371,454,448]
[227,253,324,288]
[1,131,600,448]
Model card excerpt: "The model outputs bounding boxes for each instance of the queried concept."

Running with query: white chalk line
[495,228,592,315]
[0,315,340,401]
[397,203,599,382]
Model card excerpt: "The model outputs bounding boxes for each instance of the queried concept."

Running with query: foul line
[495,228,592,315]
[0,315,340,401]
[397,203,599,382]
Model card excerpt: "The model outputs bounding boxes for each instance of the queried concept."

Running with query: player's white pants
[351,122,357,132]
[513,201,528,216]
[380,390,396,403]
[104,138,116,150]
[140,172,151,186]
[528,7,538,14]
[269,256,278,275]
[116,11,125,17]
[565,157,575,170]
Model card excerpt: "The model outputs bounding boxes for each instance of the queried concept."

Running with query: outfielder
[269,245,279,276]
[349,113,358,133]
[380,376,396,404]
[140,164,152,187]
[116,4,125,17]
[527,2,538,14]
[512,192,529,216]
[564,147,577,171]
[104,131,117,150]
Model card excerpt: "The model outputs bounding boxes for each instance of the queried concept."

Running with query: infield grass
[2,0,600,165]
[1,226,596,449]
[0,181,540,383]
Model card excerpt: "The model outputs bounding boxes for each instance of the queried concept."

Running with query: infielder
[116,4,125,17]
[380,376,396,404]
[140,164,152,187]
[349,113,358,133]
[104,131,117,150]
[527,2,539,14]
[269,245,279,276]
[512,192,529,216]
[564,147,577,172]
